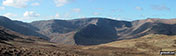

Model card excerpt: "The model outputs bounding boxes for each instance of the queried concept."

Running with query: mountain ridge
[1,16,176,45]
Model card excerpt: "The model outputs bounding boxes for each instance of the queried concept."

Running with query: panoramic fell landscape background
[0,0,176,56]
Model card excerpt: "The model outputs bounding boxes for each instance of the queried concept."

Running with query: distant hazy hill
[1,16,176,45]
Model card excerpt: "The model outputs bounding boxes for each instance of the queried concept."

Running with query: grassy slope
[1,38,151,56]
[100,34,176,56]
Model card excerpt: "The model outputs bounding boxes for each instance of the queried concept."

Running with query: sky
[0,0,176,22]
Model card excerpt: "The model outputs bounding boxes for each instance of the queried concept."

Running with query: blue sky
[0,0,176,22]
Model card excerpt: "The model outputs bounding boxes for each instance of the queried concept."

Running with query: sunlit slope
[101,34,176,55]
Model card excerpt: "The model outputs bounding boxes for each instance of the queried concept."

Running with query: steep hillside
[117,18,176,39]
[31,18,132,45]
[36,18,175,45]
[0,27,19,42]
[74,18,132,45]
[0,16,48,40]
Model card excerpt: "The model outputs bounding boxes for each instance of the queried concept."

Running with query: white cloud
[24,11,40,17]
[2,0,30,8]
[107,17,122,20]
[55,13,60,18]
[0,6,5,10]
[136,6,143,11]
[3,13,17,18]
[116,18,122,20]
[54,0,70,7]
[15,11,40,20]
[72,8,81,13]
[31,2,40,6]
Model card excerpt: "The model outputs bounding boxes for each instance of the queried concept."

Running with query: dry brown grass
[100,34,176,56]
